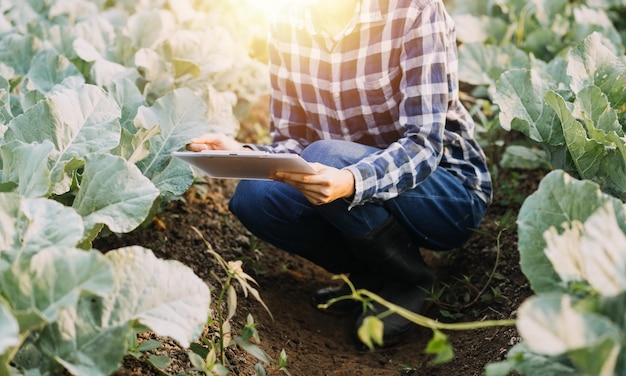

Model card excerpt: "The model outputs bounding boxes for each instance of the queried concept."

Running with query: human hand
[271,163,355,205]
[186,133,244,152]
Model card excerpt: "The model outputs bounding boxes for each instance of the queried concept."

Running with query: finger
[277,179,320,199]
[285,171,325,185]
[186,143,209,151]
[270,173,286,183]
[274,171,298,179]
[309,162,327,174]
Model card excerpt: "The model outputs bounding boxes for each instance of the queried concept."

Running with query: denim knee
[300,140,339,165]
[301,140,380,168]
[229,179,312,226]
[228,180,256,219]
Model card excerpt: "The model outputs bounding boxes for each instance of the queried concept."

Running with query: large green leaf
[134,88,210,199]
[134,47,175,103]
[543,202,626,296]
[1,247,114,322]
[545,91,605,180]
[72,153,159,238]
[35,298,131,376]
[576,86,622,137]
[0,194,83,262]
[543,88,626,200]
[51,1,114,60]
[0,141,54,198]
[73,38,130,88]
[103,246,211,347]
[38,21,78,60]
[127,9,176,50]
[0,301,19,376]
[487,342,579,376]
[0,75,13,123]
[155,28,238,88]
[5,84,122,194]
[0,193,20,255]
[532,0,569,28]
[568,7,624,59]
[0,33,39,76]
[518,170,625,293]
[509,342,579,376]
[494,68,563,144]
[568,32,626,115]
[17,197,84,259]
[500,145,551,170]
[48,0,99,27]
[107,76,146,132]
[25,49,81,94]
[113,126,160,164]
[28,247,212,375]
[157,31,204,80]
[453,14,504,44]
[458,42,530,88]
[146,154,195,203]
[517,294,621,375]
[0,302,19,354]
[540,57,571,96]
[596,133,626,201]
[522,28,562,62]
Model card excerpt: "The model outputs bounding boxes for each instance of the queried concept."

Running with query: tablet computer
[172,150,317,180]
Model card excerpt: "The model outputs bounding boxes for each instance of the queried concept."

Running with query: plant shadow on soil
[95,164,543,376]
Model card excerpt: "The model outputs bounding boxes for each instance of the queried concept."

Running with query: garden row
[0,0,268,375]
[449,1,626,375]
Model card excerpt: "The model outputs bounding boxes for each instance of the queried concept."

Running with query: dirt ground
[94,100,542,375]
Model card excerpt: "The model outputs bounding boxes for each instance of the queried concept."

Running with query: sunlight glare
[241,0,286,21]
[241,0,317,21]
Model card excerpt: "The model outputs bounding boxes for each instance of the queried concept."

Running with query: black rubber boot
[349,216,435,347]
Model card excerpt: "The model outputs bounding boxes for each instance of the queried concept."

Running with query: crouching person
[187,0,492,346]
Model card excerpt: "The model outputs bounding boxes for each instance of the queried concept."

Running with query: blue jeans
[229,140,486,274]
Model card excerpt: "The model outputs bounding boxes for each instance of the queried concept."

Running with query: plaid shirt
[260,0,492,207]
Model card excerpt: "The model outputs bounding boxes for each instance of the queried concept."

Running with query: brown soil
[94,101,541,375]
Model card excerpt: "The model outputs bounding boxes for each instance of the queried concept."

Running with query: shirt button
[333,91,340,98]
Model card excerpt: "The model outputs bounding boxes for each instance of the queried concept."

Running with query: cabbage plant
[487,171,626,376]
[0,0,267,243]
[0,193,212,375]
[494,32,626,201]
[452,0,626,173]
[485,27,626,376]
[453,0,625,91]
[449,1,626,374]
[0,0,271,374]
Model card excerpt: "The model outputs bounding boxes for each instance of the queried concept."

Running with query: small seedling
[187,227,292,376]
